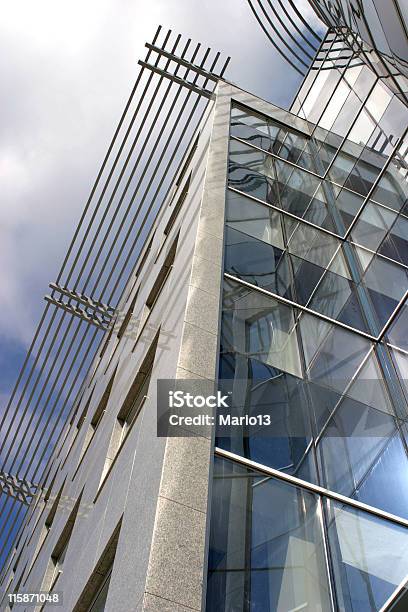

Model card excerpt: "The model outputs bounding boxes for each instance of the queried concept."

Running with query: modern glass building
[1,3,407,612]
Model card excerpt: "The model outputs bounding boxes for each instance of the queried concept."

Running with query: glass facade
[307,0,408,102]
[206,98,408,611]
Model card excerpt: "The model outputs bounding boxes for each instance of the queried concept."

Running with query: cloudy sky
[0,0,323,398]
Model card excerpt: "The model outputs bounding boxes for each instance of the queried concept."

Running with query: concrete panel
[144,497,206,611]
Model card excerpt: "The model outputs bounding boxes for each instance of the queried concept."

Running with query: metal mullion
[350,239,408,272]
[387,343,408,358]
[215,447,408,528]
[227,186,344,241]
[224,272,378,341]
[320,76,389,183]
[11,317,87,478]
[307,36,356,135]
[86,39,200,299]
[56,24,162,289]
[69,30,177,295]
[0,307,62,466]
[343,126,408,241]
[376,290,408,343]
[316,495,337,612]
[313,347,375,446]
[104,54,221,304]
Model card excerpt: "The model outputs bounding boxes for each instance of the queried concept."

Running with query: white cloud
[0,0,307,345]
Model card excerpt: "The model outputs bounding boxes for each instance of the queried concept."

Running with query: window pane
[207,457,332,612]
[221,279,302,378]
[226,190,284,248]
[317,399,408,518]
[362,254,408,332]
[299,312,371,394]
[217,353,317,483]
[326,500,408,611]
[351,201,397,252]
[224,225,292,298]
[387,301,408,351]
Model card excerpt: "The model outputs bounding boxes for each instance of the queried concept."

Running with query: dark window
[72,520,121,612]
[163,173,191,238]
[117,289,139,340]
[140,235,179,333]
[44,494,82,593]
[175,134,199,189]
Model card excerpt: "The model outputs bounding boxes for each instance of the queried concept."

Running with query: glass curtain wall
[307,0,408,101]
[206,102,408,612]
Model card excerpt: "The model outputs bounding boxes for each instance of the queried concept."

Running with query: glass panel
[229,138,275,181]
[317,399,408,518]
[371,152,408,213]
[224,225,292,297]
[228,163,277,205]
[326,500,408,611]
[285,217,340,269]
[299,312,371,394]
[390,347,408,404]
[230,105,320,174]
[379,214,408,266]
[217,353,317,483]
[207,457,332,612]
[362,255,408,331]
[221,279,302,378]
[307,266,370,333]
[387,301,408,351]
[226,190,284,248]
[351,201,397,252]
